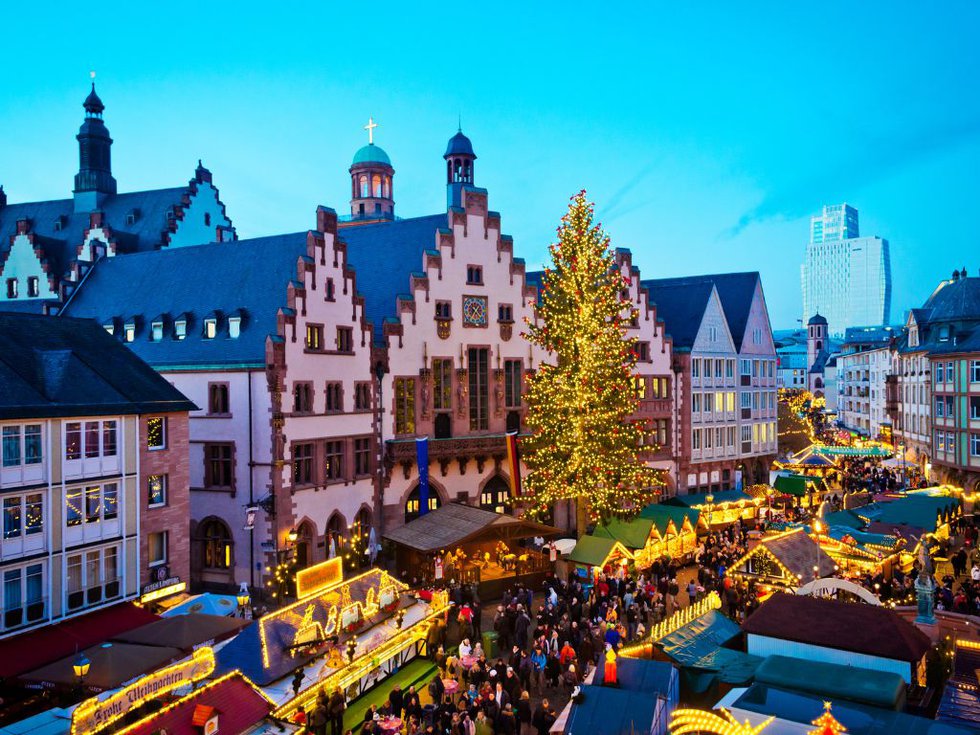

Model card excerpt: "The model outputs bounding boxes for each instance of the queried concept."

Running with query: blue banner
[416,437,430,515]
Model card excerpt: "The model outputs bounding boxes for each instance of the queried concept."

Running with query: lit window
[306,324,323,350]
[147,417,166,450]
[27,277,39,298]
[124,322,135,342]
[148,475,167,506]
[228,317,241,339]
[150,321,163,341]
[174,319,187,340]
[204,318,217,339]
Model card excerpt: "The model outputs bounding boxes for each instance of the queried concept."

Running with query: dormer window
[909,327,919,348]
[27,277,39,298]
[103,320,115,336]
[53,215,67,232]
[204,318,217,340]
[174,319,187,340]
[939,326,950,343]
[228,316,241,339]
[126,209,140,226]
[150,321,164,342]
[124,322,136,342]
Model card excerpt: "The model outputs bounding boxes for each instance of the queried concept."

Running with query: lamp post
[73,650,91,690]
[898,442,906,489]
[237,588,251,619]
[704,494,714,529]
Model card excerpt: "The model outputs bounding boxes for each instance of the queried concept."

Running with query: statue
[914,535,936,625]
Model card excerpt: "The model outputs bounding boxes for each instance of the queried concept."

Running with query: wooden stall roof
[383,503,561,554]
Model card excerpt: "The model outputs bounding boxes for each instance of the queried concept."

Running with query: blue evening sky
[3,2,978,329]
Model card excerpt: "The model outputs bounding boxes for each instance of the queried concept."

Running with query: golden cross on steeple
[364,116,378,145]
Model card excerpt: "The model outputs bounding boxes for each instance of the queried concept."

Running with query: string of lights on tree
[521,191,660,525]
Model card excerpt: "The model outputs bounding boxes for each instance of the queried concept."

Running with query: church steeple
[349,117,394,221]
[444,127,476,208]
[74,74,117,212]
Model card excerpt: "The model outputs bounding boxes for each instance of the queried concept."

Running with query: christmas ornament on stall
[521,191,660,530]
[808,702,846,735]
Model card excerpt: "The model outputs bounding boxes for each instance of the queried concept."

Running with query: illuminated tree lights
[522,191,660,528]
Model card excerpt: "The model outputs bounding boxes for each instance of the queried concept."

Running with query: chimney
[316,206,338,235]
[952,269,960,281]
[16,217,31,235]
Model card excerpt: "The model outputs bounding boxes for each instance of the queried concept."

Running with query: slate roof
[0,188,190,283]
[921,276,980,323]
[383,502,559,553]
[61,233,311,369]
[643,272,760,350]
[642,278,715,349]
[0,312,196,420]
[742,593,931,662]
[339,214,446,345]
[842,325,897,347]
[758,529,836,579]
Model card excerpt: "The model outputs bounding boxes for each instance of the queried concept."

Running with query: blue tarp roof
[754,655,905,710]
[565,685,657,735]
[690,647,763,685]
[658,610,741,665]
[937,685,980,731]
[734,684,977,735]
[591,656,677,692]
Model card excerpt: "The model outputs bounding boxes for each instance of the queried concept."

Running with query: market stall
[383,503,560,598]
[665,489,763,526]
[567,535,633,584]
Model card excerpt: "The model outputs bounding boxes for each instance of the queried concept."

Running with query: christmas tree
[522,191,660,532]
[809,702,846,735]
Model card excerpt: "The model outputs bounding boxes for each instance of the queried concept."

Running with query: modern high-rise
[809,203,859,244]
[801,204,891,337]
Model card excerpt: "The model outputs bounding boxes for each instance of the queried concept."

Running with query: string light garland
[620,591,721,657]
[521,191,661,525]
[670,708,773,735]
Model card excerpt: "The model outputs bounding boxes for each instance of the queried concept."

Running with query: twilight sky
[3,2,978,329]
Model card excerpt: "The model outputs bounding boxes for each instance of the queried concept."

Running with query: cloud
[724,113,980,238]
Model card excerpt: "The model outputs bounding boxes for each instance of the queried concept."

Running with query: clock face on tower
[462,296,488,327]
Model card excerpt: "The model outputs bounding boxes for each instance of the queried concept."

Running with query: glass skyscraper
[801,204,891,337]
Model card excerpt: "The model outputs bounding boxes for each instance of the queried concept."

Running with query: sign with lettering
[70,647,215,735]
[295,557,343,600]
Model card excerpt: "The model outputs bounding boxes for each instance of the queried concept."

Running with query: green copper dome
[351,144,391,166]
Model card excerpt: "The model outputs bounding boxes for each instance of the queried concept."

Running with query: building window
[2,563,44,630]
[6,279,17,298]
[633,376,648,400]
[204,318,217,339]
[103,421,117,456]
[433,359,453,411]
[935,397,945,418]
[354,382,372,411]
[293,442,315,485]
[971,434,980,458]
[692,393,702,414]
[404,485,441,523]
[27,277,39,298]
[971,397,980,420]
[504,359,523,408]
[124,322,136,342]
[726,360,735,378]
[306,324,323,350]
[293,383,313,413]
[740,359,751,376]
[150,321,163,341]
[174,319,187,340]
[325,278,335,301]
[202,520,232,569]
[394,378,416,435]
[208,383,230,415]
[148,531,168,567]
[3,494,42,539]
[468,347,489,431]
[3,425,41,468]
[692,359,700,379]
[354,437,371,476]
[147,417,167,450]
[228,316,241,339]
[650,377,668,399]
[148,475,167,507]
[65,483,117,527]
[435,301,452,320]
[336,326,354,353]
[204,443,234,489]
[466,265,483,285]
[651,419,668,446]
[324,440,344,481]
[498,304,513,323]
[971,360,980,383]
[692,429,701,450]
[66,547,119,611]
[636,341,650,362]
[325,382,343,412]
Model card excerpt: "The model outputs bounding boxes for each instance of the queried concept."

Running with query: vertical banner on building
[416,437,430,515]
[505,432,523,497]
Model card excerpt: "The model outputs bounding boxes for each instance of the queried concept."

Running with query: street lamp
[287,527,299,545]
[237,588,251,619]
[898,442,906,489]
[73,651,91,686]
[704,494,714,528]
[346,639,357,663]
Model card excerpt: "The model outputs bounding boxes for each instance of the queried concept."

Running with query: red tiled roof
[120,674,271,735]
[742,593,930,663]
[0,602,160,679]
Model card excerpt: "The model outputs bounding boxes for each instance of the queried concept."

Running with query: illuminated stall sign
[296,558,343,599]
[70,647,216,735]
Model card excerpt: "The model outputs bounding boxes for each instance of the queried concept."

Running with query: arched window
[359,174,369,198]
[816,340,823,351]
[480,476,511,514]
[405,484,441,524]
[383,176,391,199]
[202,519,232,569]
[295,521,315,569]
[815,378,823,389]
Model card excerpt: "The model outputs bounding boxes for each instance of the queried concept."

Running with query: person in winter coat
[328,687,346,735]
